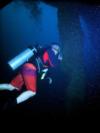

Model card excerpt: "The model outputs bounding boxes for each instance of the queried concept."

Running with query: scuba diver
[0,43,63,109]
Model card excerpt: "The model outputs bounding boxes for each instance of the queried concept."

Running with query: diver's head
[51,43,63,61]
[51,43,60,55]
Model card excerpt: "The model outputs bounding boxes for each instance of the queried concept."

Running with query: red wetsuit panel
[42,51,54,67]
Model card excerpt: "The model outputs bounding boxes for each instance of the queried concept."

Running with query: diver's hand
[42,68,48,73]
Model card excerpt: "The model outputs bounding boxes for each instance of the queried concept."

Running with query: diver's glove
[40,68,48,80]
[46,77,52,84]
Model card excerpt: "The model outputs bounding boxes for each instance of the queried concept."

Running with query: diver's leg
[15,63,37,104]
[0,71,24,91]
[10,73,24,91]
[21,63,37,93]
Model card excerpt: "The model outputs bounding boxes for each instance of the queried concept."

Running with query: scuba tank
[8,47,37,70]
